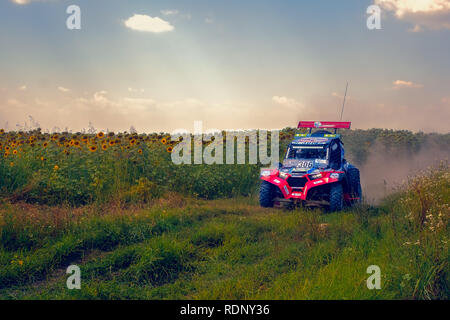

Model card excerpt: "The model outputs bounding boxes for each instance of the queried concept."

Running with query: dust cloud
[360,140,450,203]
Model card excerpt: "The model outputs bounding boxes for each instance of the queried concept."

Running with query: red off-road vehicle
[260,121,362,211]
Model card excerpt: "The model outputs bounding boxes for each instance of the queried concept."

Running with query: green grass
[0,165,448,300]
[1,129,448,300]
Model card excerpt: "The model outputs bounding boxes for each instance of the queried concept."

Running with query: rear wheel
[329,183,343,212]
[260,181,275,208]
[347,168,362,205]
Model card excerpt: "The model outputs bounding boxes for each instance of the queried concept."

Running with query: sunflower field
[0,128,274,205]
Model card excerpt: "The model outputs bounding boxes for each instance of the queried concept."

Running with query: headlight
[261,170,272,177]
[279,172,289,180]
[309,169,322,179]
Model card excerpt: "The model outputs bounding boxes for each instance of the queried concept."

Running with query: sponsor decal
[296,137,329,145]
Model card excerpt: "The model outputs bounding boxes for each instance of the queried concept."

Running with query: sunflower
[101,144,108,151]
[74,141,80,147]
[54,165,59,171]
[161,138,167,145]
[13,150,18,155]
[130,139,137,146]
[109,140,115,146]
[137,149,143,154]
[97,132,105,139]
[166,146,173,153]
[10,162,14,167]
[0,129,4,135]
[43,142,49,148]
[89,145,98,152]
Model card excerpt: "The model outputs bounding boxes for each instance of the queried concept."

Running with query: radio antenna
[339,82,349,121]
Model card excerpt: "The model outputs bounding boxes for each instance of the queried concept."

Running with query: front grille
[287,176,308,189]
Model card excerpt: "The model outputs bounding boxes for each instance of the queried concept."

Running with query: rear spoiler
[298,121,351,129]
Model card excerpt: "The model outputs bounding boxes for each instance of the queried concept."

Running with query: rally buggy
[260,121,362,211]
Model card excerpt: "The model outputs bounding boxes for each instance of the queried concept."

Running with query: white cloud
[375,0,450,30]
[392,80,424,89]
[2,89,450,133]
[376,0,450,16]
[58,86,70,93]
[19,85,27,91]
[93,91,110,105]
[272,96,303,110]
[10,0,49,5]
[124,14,174,33]
[11,0,31,4]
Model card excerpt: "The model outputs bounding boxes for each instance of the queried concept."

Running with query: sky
[0,0,449,133]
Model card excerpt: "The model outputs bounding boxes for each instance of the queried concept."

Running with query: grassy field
[0,128,448,299]
[0,165,448,300]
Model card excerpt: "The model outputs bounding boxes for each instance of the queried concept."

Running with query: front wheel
[260,181,275,208]
[329,183,343,212]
